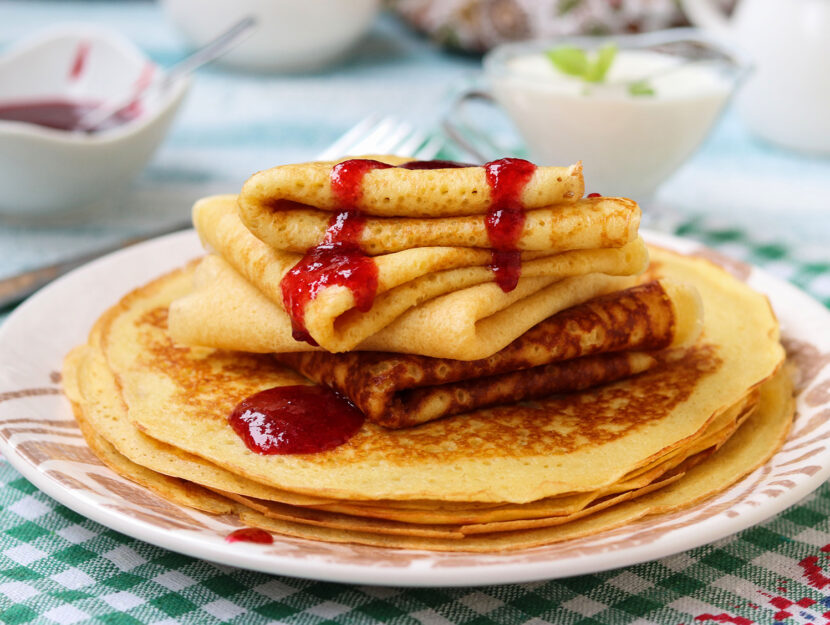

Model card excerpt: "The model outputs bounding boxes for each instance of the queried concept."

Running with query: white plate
[1,230,830,587]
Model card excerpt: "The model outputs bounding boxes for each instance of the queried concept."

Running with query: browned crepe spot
[275,280,700,427]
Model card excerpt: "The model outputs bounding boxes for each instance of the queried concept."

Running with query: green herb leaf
[584,43,617,83]
[546,46,588,77]
[628,80,656,97]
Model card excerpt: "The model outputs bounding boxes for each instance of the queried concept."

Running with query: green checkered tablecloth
[2,218,830,625]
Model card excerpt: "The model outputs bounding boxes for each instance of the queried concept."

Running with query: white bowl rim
[482,27,752,93]
[0,23,190,145]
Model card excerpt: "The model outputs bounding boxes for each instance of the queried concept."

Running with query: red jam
[228,385,364,455]
[226,528,274,544]
[483,158,537,292]
[279,211,379,345]
[399,159,471,170]
[330,158,394,210]
[69,42,90,81]
[280,159,393,344]
[587,192,602,198]
[0,100,135,132]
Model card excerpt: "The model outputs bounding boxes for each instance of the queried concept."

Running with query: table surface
[2,2,830,625]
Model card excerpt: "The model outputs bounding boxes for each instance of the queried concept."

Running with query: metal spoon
[77,16,257,132]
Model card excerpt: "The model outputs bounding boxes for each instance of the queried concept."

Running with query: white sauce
[505,50,730,99]
[491,50,733,198]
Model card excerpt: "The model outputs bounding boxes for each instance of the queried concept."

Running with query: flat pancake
[104,246,785,503]
[169,255,638,359]
[274,279,703,427]
[64,335,338,507]
[69,337,746,538]
[65,331,752,529]
[67,368,794,551]
[298,391,758,524]
[186,195,649,352]
[239,156,583,218]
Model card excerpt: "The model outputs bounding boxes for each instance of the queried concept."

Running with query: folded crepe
[239,196,639,255]
[183,195,649,353]
[169,255,639,359]
[239,156,584,218]
[275,279,704,427]
[239,156,637,255]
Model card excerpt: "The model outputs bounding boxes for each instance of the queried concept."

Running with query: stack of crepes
[167,155,702,427]
[63,156,794,551]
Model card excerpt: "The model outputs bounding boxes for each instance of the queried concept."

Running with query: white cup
[443,30,746,200]
[682,0,830,154]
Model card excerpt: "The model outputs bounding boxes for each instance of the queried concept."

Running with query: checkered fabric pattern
[2,218,830,625]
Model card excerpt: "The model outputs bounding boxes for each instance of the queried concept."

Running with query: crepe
[240,196,639,255]
[64,341,336,508]
[239,156,584,218]
[65,326,756,529]
[66,363,793,551]
[66,307,758,529]
[169,254,639,359]
[183,194,649,353]
[98,246,785,504]
[65,295,756,525]
[274,279,703,427]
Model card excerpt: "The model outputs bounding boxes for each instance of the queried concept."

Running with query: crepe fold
[275,279,703,427]
[239,156,584,218]
[239,196,639,255]
[169,254,640,359]
[180,195,649,354]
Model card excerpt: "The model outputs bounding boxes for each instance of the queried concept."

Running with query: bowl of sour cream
[444,29,747,200]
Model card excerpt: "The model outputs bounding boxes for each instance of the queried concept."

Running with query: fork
[0,115,444,309]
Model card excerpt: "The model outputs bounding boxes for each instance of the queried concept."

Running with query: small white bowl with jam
[0,26,189,219]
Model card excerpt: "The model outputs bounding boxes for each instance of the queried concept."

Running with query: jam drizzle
[280,159,392,345]
[226,528,274,544]
[483,158,537,292]
[229,385,365,455]
[278,157,536,345]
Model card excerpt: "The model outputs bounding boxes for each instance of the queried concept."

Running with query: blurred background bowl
[161,0,381,72]
[445,30,747,200]
[0,25,189,220]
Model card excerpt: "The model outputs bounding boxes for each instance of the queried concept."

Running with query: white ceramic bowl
[161,0,381,72]
[0,26,189,219]
[446,29,748,200]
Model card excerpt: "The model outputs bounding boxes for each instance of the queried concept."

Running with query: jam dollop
[587,192,602,198]
[228,385,365,455]
[226,528,274,544]
[483,158,537,292]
